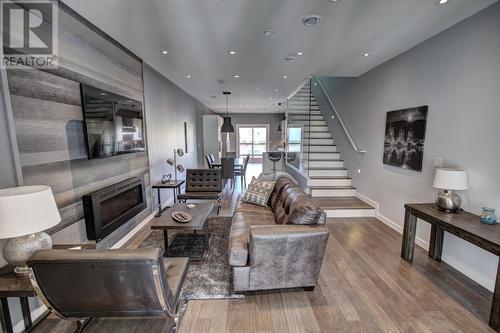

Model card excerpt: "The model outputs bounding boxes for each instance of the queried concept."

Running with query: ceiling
[63,0,497,113]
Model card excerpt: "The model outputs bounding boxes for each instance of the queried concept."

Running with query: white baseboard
[111,196,174,249]
[325,209,375,218]
[441,253,495,292]
[356,192,494,292]
[355,192,429,250]
[13,303,47,333]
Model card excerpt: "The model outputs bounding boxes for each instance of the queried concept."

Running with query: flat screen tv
[81,84,146,159]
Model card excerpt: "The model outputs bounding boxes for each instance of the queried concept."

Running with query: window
[237,126,269,159]
[287,127,302,152]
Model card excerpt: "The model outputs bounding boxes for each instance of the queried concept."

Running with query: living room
[0,0,499,332]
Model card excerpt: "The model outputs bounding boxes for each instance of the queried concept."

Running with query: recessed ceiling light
[239,104,243,107]
[186,74,191,78]
[297,52,303,56]
[229,50,237,55]
[329,0,341,2]
[275,89,279,92]
[283,75,288,79]
[301,15,321,27]
[363,53,370,57]
[435,0,448,4]
[264,30,276,36]
[161,50,168,55]
[270,97,273,100]
[234,75,240,78]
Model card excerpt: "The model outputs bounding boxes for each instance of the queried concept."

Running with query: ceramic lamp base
[2,232,52,275]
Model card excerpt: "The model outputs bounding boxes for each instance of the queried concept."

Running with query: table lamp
[0,186,61,275]
[433,168,468,213]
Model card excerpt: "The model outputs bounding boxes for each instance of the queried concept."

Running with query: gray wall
[0,73,18,268]
[143,64,215,205]
[321,3,500,291]
[225,113,285,152]
[2,6,152,250]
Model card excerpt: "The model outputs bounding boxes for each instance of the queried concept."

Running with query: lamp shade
[433,168,468,190]
[221,117,235,133]
[0,186,61,239]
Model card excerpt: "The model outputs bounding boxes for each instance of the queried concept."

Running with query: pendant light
[221,91,235,133]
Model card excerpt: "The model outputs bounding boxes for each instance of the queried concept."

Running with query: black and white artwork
[383,106,428,171]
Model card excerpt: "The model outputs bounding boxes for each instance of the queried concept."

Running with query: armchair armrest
[248,225,329,291]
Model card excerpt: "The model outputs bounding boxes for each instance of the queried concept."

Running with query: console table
[152,180,185,217]
[401,203,500,332]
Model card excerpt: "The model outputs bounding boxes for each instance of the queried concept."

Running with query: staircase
[287,80,375,218]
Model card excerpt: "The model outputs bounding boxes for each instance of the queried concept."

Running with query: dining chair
[208,153,221,168]
[234,154,250,188]
[221,157,235,188]
[205,154,213,169]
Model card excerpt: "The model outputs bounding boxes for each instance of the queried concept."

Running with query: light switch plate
[434,158,443,168]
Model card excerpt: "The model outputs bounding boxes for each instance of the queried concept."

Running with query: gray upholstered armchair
[27,248,188,333]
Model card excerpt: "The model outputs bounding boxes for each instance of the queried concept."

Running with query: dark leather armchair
[27,248,188,333]
[177,169,222,214]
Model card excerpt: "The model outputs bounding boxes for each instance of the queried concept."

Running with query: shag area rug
[139,216,245,300]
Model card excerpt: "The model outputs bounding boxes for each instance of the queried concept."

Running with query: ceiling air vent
[302,15,321,26]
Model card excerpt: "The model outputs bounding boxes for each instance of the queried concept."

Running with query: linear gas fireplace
[83,177,147,242]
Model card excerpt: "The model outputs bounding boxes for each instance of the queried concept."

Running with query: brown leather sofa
[229,176,329,292]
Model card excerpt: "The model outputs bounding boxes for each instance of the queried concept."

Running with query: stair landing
[313,196,375,218]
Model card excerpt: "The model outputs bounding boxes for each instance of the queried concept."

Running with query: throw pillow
[242,177,275,207]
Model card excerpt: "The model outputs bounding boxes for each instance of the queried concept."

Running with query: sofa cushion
[272,185,324,226]
[269,177,296,211]
[287,197,322,225]
[228,211,275,266]
[235,199,274,215]
[242,178,275,207]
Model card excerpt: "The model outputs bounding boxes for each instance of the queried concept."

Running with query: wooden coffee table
[150,203,214,260]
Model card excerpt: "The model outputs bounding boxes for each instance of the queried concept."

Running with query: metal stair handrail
[287,76,312,100]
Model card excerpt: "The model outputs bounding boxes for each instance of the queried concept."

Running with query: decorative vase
[480,207,497,225]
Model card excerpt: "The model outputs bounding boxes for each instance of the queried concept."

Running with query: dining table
[211,157,244,169]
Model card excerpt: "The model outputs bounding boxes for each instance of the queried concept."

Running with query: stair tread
[306,144,336,146]
[308,167,347,170]
[310,186,355,189]
[307,151,338,153]
[313,197,375,210]
[310,176,351,179]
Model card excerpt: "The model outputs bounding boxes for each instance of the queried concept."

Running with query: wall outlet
[434,158,443,168]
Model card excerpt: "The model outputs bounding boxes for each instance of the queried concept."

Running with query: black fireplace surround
[83,177,147,242]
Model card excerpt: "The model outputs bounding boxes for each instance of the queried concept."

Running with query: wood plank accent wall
[3,3,151,247]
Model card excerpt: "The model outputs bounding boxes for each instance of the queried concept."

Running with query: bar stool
[267,152,282,176]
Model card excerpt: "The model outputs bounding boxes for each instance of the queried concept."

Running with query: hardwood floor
[34,163,493,332]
